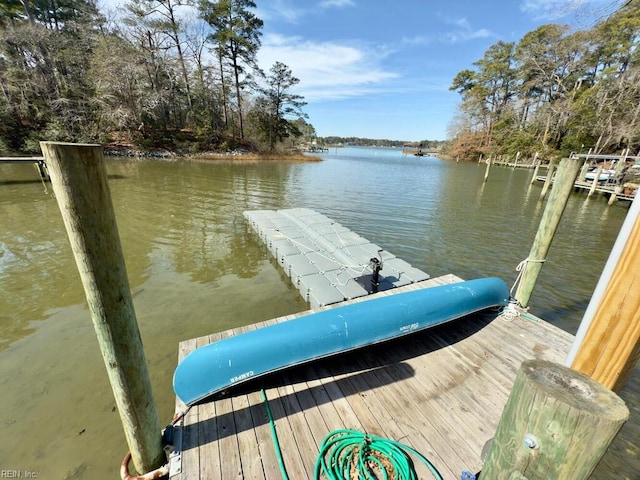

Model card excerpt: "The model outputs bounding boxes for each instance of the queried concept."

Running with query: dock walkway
[536,175,636,202]
[170,274,576,479]
[0,156,49,181]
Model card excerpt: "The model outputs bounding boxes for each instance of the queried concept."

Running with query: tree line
[0,0,313,153]
[318,137,446,149]
[446,2,640,161]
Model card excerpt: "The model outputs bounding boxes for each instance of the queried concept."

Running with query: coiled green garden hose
[313,429,444,480]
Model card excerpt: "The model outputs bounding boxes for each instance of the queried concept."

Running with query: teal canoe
[173,277,510,406]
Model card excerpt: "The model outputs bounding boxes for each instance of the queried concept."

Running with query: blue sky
[100,0,620,141]
[254,0,618,141]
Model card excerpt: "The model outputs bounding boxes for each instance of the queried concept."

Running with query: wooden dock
[536,175,636,203]
[0,156,49,181]
[169,274,578,479]
[493,161,537,169]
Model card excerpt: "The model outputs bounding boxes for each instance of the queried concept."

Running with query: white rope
[499,302,519,322]
[328,264,370,286]
[331,222,349,248]
[509,257,546,296]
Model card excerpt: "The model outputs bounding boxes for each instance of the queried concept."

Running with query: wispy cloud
[403,16,494,46]
[435,14,496,44]
[256,0,307,23]
[258,0,355,23]
[319,0,356,8]
[519,0,614,21]
[258,34,398,101]
[402,35,432,46]
[520,0,583,19]
[443,28,493,43]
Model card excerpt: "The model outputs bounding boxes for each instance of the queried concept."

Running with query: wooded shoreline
[98,145,323,163]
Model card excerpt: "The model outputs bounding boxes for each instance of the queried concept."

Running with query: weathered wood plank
[233,324,267,480]
[194,334,221,480]
[216,329,243,480]
[180,405,200,480]
[260,386,309,479]
[310,365,365,432]
[343,358,460,480]
[196,400,220,480]
[287,377,331,448]
[362,343,480,474]
[232,393,265,480]
[276,381,320,475]
[246,390,282,479]
[177,337,200,480]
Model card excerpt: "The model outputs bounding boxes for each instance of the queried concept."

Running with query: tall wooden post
[567,194,640,392]
[607,185,622,206]
[481,360,628,480]
[483,157,491,182]
[539,164,555,199]
[34,160,50,181]
[613,148,628,177]
[588,166,602,197]
[530,153,540,185]
[515,157,581,308]
[40,142,165,473]
[580,147,592,182]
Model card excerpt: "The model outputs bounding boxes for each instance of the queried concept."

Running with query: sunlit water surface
[1,147,637,478]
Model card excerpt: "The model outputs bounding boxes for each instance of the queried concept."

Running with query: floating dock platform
[243,208,429,309]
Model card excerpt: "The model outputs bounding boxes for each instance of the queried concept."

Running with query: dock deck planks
[171,274,584,479]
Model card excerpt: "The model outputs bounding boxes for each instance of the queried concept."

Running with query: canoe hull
[173,277,510,406]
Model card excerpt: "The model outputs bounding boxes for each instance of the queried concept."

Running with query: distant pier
[534,151,639,204]
[536,175,636,203]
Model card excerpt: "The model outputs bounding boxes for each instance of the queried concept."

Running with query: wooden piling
[480,360,628,480]
[608,185,622,206]
[35,160,50,181]
[579,148,592,182]
[40,142,165,473]
[579,160,590,182]
[530,154,540,185]
[588,166,602,197]
[483,157,491,182]
[539,164,555,199]
[614,149,628,177]
[567,194,640,392]
[515,157,581,308]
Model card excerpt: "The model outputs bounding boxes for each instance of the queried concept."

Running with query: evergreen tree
[200,0,263,140]
[251,61,307,151]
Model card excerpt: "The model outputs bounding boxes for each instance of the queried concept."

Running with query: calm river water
[1,147,638,478]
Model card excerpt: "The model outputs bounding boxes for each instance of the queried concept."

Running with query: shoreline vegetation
[186,151,322,163]
[102,146,323,163]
